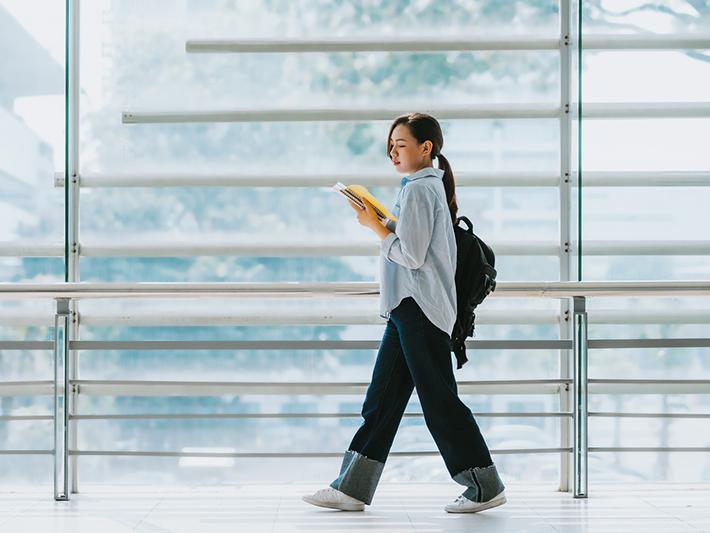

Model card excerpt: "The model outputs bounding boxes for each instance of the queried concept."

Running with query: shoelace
[316,488,339,500]
[454,495,469,505]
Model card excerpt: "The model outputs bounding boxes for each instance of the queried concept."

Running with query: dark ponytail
[435,153,458,225]
[386,113,459,225]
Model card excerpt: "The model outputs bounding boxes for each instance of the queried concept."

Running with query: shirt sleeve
[381,184,436,270]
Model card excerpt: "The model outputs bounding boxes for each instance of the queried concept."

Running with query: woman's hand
[348,198,381,230]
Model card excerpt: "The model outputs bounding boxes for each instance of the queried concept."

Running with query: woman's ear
[422,140,432,157]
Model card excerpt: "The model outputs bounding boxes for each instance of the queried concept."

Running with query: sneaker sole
[301,495,365,511]
[445,493,507,514]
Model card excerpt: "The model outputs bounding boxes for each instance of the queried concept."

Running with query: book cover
[332,182,398,222]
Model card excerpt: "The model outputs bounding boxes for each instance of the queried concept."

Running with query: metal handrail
[121,102,710,124]
[52,170,710,188]
[5,309,710,327]
[186,35,562,53]
[122,103,560,124]
[184,34,710,54]
[4,241,710,257]
[1,280,709,299]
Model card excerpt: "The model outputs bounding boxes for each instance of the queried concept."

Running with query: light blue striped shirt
[379,166,457,336]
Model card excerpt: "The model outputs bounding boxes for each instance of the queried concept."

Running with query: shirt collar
[401,166,444,187]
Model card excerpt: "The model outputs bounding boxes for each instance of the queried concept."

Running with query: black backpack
[449,216,497,369]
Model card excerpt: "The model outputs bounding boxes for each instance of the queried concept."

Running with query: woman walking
[303,113,506,513]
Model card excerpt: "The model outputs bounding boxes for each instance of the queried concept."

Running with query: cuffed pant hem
[329,449,385,505]
[452,463,505,503]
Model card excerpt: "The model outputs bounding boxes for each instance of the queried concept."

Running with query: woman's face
[389,124,433,175]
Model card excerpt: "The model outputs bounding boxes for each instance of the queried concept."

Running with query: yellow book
[332,182,398,222]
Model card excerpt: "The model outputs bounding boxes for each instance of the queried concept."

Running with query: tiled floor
[0,483,708,532]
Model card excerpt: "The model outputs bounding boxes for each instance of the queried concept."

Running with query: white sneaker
[444,490,506,513]
[302,487,366,511]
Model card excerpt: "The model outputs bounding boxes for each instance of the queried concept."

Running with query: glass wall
[0,0,66,484]
[1,0,709,488]
[580,0,710,481]
[73,0,564,488]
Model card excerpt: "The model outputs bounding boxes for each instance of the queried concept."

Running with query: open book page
[332,182,398,222]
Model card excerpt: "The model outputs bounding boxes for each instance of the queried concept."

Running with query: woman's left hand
[348,198,381,229]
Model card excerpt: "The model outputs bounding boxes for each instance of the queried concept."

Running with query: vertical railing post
[558,0,574,492]
[66,0,81,494]
[53,298,71,501]
[573,295,588,498]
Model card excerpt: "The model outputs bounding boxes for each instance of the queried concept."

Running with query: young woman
[303,113,505,513]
